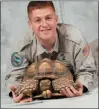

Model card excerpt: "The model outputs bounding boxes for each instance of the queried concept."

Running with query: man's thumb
[9,85,15,91]
[76,80,83,88]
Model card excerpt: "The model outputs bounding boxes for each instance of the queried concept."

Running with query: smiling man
[5,1,97,103]
[28,1,58,51]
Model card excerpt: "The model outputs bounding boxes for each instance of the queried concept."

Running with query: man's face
[28,6,58,41]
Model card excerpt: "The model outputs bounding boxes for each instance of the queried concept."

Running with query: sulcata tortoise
[15,58,77,99]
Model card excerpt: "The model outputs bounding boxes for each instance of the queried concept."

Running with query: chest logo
[57,52,66,62]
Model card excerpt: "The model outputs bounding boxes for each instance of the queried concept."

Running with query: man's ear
[55,15,58,24]
[28,20,32,30]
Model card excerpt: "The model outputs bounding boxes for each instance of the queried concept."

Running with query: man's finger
[13,94,23,103]
[60,88,69,97]
[69,82,83,96]
[69,85,77,95]
[76,80,83,95]
[65,87,74,97]
[12,90,16,98]
[9,85,16,97]
[76,80,83,89]
[9,85,15,91]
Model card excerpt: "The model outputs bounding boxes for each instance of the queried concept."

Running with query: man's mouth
[41,29,51,32]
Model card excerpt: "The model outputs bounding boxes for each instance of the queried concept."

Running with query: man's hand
[9,85,32,103]
[60,80,83,97]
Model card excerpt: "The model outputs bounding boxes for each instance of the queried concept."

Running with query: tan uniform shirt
[5,23,97,95]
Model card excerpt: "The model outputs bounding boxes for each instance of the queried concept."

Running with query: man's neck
[40,39,55,52]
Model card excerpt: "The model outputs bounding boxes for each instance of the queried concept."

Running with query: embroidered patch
[11,52,23,67]
[82,45,89,56]
[57,53,66,61]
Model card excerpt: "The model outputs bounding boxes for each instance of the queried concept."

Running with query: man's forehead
[30,7,55,18]
[33,14,53,19]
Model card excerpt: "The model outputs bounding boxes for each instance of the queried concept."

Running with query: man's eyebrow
[45,14,53,17]
[33,17,41,20]
[33,14,53,20]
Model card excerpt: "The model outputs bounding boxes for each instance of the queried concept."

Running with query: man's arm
[60,24,97,97]
[74,35,97,92]
[4,51,29,96]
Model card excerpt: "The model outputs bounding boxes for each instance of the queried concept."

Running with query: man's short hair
[27,1,55,19]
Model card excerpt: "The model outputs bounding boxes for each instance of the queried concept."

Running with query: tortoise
[15,58,77,99]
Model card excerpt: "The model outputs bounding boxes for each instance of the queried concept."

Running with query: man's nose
[41,19,48,27]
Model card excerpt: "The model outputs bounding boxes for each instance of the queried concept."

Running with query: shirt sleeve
[4,50,29,96]
[74,35,97,92]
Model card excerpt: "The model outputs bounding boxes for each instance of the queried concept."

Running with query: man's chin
[41,38,51,41]
[40,35,52,40]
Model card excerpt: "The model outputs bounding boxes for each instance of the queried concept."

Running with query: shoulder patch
[11,52,23,67]
[82,45,89,56]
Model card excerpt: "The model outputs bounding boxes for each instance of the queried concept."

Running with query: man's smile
[41,29,51,31]
[41,29,51,33]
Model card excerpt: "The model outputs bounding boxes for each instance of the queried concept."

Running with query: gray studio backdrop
[1,1,98,92]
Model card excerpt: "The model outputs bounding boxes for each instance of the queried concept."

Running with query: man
[5,1,97,103]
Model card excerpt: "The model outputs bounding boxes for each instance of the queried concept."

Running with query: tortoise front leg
[52,77,77,93]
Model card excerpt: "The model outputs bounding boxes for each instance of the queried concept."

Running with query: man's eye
[35,19,41,23]
[46,17,52,20]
